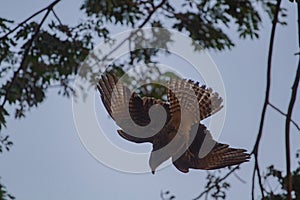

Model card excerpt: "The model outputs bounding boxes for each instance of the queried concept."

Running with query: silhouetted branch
[284,2,300,199]
[251,0,282,199]
[51,8,63,26]
[251,156,266,200]
[251,165,255,200]
[193,165,240,200]
[269,102,300,131]
[100,0,167,63]
[252,0,281,155]
[137,0,167,28]
[233,171,247,184]
[0,0,61,40]
[255,157,265,197]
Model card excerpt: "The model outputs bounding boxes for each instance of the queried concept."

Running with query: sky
[0,1,300,200]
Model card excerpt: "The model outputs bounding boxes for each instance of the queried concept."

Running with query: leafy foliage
[0,135,13,153]
[263,154,300,200]
[203,171,231,199]
[0,179,14,200]
[161,190,176,200]
[81,0,145,26]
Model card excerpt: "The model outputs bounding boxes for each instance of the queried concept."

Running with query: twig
[251,0,282,198]
[251,166,255,200]
[160,190,165,199]
[233,171,247,184]
[284,2,300,199]
[251,156,265,199]
[137,0,167,28]
[0,0,61,40]
[51,8,63,26]
[268,102,300,131]
[193,165,240,200]
[0,1,59,108]
[100,0,167,63]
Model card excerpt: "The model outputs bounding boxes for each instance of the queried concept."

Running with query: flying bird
[97,72,250,174]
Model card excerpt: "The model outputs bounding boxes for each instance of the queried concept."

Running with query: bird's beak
[151,170,155,174]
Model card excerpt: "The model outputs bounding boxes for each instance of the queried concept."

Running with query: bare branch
[193,165,240,200]
[255,156,265,197]
[251,165,255,200]
[252,0,282,155]
[269,102,300,131]
[251,155,265,199]
[251,0,282,198]
[284,2,300,199]
[100,0,167,64]
[0,0,61,40]
[51,8,63,26]
[137,0,167,28]
[233,171,247,184]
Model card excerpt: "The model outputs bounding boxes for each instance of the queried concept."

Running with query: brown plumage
[97,72,250,174]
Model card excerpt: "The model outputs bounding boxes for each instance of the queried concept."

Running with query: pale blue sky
[0,1,299,199]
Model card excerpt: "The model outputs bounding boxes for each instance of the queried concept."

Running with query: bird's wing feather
[97,73,170,143]
[187,79,223,120]
[167,78,223,122]
[173,123,250,172]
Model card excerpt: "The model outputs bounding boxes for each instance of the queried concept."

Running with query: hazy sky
[0,1,299,200]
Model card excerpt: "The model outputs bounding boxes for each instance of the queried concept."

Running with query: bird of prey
[97,72,250,174]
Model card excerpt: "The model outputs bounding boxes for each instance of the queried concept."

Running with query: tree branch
[51,8,63,26]
[137,0,167,29]
[233,171,247,184]
[251,0,282,198]
[269,102,300,131]
[193,165,240,200]
[0,0,61,40]
[0,1,59,108]
[251,165,255,200]
[99,0,167,64]
[255,156,265,197]
[252,0,282,155]
[284,2,300,199]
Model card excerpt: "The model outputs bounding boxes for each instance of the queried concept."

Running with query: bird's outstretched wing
[167,78,223,122]
[173,123,250,173]
[97,73,170,143]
